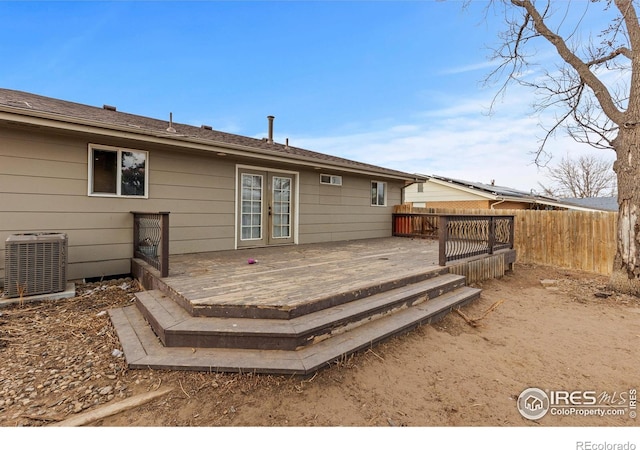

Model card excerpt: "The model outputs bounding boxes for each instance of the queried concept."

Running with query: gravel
[0,278,143,425]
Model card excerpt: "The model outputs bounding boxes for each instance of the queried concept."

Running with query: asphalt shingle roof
[0,88,417,180]
[561,197,618,211]
[426,174,558,202]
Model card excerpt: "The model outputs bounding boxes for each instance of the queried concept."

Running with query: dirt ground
[0,263,638,429]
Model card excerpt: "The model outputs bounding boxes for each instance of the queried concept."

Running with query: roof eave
[0,106,415,182]
[533,199,607,211]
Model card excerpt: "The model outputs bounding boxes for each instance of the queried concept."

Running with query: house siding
[298,172,400,243]
[1,126,402,283]
[404,181,534,210]
[490,201,530,210]
[404,180,489,203]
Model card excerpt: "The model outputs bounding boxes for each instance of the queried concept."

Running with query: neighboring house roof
[415,174,605,211]
[426,174,558,202]
[0,88,420,182]
[561,196,618,212]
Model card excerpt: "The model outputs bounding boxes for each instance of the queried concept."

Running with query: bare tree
[538,154,617,198]
[486,0,640,294]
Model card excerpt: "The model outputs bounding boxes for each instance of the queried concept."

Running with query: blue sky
[0,0,619,192]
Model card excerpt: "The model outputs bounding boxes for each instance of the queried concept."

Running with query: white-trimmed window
[320,174,342,186]
[88,144,148,198]
[371,181,387,206]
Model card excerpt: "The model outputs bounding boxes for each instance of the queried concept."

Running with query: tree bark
[608,0,640,294]
[610,128,640,295]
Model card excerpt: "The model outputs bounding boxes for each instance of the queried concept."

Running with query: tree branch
[512,0,626,125]
[586,46,632,66]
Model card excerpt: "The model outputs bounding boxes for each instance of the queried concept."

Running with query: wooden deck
[113,237,513,374]
[139,237,444,319]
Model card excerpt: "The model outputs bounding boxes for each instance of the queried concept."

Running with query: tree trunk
[610,127,640,295]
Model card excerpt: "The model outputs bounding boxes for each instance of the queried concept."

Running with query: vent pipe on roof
[267,115,274,144]
[285,138,289,149]
[167,112,176,133]
[103,104,116,111]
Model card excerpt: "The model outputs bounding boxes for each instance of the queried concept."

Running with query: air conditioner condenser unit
[4,233,68,298]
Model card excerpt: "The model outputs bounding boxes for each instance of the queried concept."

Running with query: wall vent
[4,233,68,298]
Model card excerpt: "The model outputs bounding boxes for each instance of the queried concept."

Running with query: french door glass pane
[241,174,263,240]
[272,176,292,239]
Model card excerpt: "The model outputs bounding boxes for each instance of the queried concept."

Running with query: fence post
[488,216,495,255]
[438,215,447,266]
[132,213,140,260]
[509,216,515,249]
[160,212,170,278]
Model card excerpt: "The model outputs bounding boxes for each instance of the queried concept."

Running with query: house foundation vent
[4,233,68,298]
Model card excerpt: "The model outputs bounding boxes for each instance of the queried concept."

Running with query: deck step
[109,285,481,375]
[134,273,467,350]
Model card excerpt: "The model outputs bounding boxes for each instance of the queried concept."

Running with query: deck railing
[393,213,515,266]
[131,211,170,277]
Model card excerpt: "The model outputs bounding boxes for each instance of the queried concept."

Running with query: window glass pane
[252,175,262,190]
[378,183,385,206]
[121,151,146,196]
[92,149,117,194]
[371,181,386,206]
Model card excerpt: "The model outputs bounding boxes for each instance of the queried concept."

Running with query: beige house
[403,175,601,211]
[0,88,421,284]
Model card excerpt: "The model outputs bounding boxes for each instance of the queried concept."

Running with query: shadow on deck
[109,237,515,375]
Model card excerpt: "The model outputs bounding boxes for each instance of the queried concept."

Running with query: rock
[111,349,123,358]
[99,386,113,396]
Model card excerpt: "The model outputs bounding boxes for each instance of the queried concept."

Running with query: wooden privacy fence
[395,205,617,275]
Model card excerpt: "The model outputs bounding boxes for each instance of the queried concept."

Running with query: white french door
[237,168,296,248]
